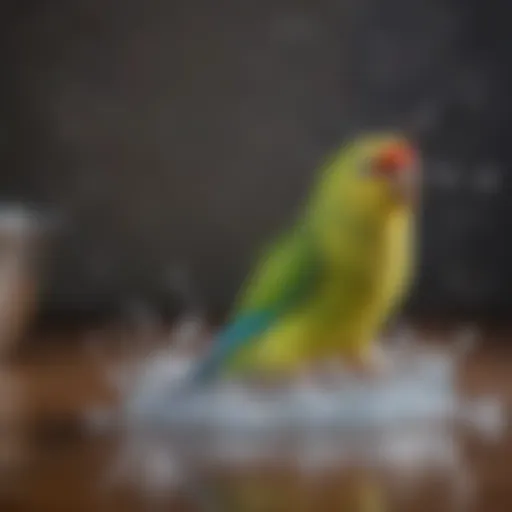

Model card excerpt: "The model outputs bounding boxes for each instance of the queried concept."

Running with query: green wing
[188,228,320,384]
[230,228,321,319]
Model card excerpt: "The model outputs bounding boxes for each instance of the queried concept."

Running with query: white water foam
[88,320,507,503]
[90,321,505,439]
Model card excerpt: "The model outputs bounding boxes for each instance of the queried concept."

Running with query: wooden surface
[0,326,511,511]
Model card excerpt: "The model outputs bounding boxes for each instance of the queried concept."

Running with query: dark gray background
[1,0,511,320]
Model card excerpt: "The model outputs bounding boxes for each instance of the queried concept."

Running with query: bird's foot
[347,346,391,381]
[288,361,348,391]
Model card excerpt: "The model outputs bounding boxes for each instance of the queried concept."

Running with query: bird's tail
[185,310,277,388]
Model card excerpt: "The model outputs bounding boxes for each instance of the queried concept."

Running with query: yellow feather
[225,132,418,376]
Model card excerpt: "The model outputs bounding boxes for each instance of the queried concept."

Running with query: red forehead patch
[374,142,416,173]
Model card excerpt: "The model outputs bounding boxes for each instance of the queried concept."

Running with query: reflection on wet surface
[0,326,510,511]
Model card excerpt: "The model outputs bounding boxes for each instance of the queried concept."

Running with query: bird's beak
[392,166,420,205]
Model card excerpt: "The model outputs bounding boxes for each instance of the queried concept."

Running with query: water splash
[89,321,505,437]
[89,320,507,505]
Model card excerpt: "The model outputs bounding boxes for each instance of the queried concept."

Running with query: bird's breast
[367,209,415,311]
[321,208,414,319]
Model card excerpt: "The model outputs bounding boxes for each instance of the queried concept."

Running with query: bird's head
[363,136,420,209]
[307,131,422,222]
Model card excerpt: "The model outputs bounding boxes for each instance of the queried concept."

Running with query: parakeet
[190,132,420,384]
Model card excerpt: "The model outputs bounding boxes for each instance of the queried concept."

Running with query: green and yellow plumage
[191,132,419,383]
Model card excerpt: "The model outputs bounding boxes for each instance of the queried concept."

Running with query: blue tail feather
[188,309,277,385]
